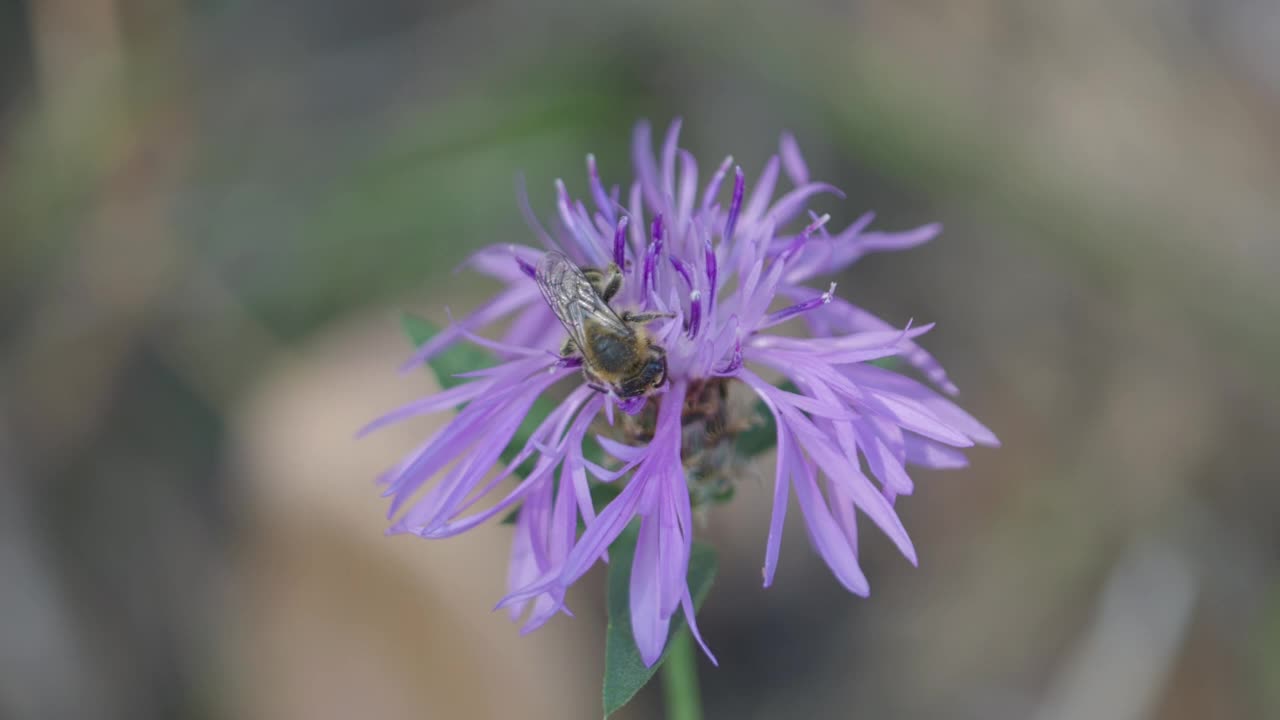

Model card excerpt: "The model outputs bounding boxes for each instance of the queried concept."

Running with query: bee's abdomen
[589,331,634,372]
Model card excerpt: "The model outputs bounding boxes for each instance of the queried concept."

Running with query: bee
[535,251,672,398]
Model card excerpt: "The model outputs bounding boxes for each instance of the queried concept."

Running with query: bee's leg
[581,367,610,395]
[560,336,577,357]
[582,264,624,303]
[621,310,676,325]
[599,263,623,303]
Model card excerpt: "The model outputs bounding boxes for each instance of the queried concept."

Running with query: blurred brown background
[2,1,1279,719]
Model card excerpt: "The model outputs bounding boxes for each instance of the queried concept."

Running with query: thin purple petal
[742,156,780,227]
[701,154,733,211]
[779,131,809,185]
[660,119,682,206]
[631,513,671,667]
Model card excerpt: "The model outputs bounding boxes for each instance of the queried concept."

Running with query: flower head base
[363,120,998,667]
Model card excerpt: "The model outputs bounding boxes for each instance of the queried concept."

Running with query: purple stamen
[779,235,808,261]
[802,212,831,238]
[764,282,836,326]
[687,290,703,338]
[550,352,583,369]
[779,213,832,260]
[642,243,658,296]
[704,237,718,316]
[723,166,745,242]
[516,257,537,279]
[613,216,629,268]
[669,256,694,289]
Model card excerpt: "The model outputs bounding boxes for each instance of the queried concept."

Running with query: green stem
[661,630,704,720]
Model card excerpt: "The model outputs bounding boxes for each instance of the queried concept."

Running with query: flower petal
[660,119,682,209]
[631,514,672,666]
[741,155,780,228]
[904,435,972,468]
[681,589,718,665]
[779,131,809,185]
[790,440,870,595]
[633,121,662,210]
[847,364,999,446]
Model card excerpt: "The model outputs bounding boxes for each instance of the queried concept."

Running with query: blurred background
[3,0,1279,718]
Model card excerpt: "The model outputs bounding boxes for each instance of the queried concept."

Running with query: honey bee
[535,251,671,398]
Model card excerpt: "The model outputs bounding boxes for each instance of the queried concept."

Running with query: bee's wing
[535,252,632,352]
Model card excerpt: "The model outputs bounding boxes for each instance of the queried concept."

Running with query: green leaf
[603,524,717,717]
[570,481,625,533]
[733,381,797,458]
[590,481,623,512]
[733,404,777,457]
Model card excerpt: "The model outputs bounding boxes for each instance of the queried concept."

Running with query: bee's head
[617,345,668,398]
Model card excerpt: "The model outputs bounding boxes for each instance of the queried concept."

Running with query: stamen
[612,216,629,268]
[704,237,718,316]
[642,243,658,297]
[640,214,665,298]
[803,212,833,236]
[723,166,745,242]
[762,282,836,327]
[779,213,831,261]
[550,352,583,369]
[669,256,694,289]
[687,290,703,339]
[515,257,537,279]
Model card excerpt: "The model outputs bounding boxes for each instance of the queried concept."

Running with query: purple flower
[362,119,999,667]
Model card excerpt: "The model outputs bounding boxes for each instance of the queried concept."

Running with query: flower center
[614,377,758,507]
